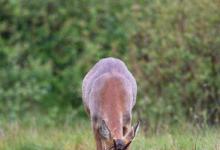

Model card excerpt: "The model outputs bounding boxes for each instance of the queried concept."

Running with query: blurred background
[0,0,219,130]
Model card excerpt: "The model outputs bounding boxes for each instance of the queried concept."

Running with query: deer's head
[98,120,140,150]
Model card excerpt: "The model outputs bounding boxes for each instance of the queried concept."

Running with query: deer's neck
[99,76,128,139]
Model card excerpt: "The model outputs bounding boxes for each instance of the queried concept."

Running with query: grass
[0,120,219,150]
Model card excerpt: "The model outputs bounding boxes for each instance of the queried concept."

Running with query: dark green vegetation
[0,0,220,132]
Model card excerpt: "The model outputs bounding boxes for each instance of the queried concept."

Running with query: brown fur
[99,75,127,138]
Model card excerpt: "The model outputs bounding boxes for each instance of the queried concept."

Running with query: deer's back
[82,57,137,116]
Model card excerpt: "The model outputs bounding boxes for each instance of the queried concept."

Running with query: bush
[0,0,219,126]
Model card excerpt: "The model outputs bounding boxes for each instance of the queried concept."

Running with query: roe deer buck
[82,57,139,150]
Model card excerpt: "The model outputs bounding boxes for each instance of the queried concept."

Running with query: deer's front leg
[93,125,102,150]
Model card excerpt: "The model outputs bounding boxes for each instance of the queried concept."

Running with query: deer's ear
[133,121,140,137]
[125,121,140,141]
[99,120,112,140]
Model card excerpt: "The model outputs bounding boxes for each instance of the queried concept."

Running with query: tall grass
[0,120,219,150]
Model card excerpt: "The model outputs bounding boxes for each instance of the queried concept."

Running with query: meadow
[0,0,220,149]
[0,119,219,150]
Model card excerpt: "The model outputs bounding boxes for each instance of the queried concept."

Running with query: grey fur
[82,57,137,116]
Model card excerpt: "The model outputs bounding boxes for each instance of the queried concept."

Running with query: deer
[82,57,139,150]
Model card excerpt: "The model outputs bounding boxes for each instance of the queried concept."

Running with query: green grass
[0,121,219,150]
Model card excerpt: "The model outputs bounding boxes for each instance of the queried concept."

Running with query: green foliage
[0,0,219,126]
